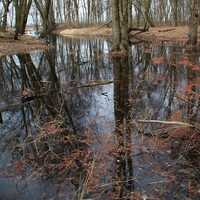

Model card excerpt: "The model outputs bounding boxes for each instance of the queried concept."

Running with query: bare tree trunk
[34,0,55,36]
[144,0,154,27]
[112,0,121,51]
[120,0,129,50]
[128,0,132,28]
[2,0,11,31]
[173,0,178,26]
[188,0,199,45]
[13,0,32,39]
[111,0,129,52]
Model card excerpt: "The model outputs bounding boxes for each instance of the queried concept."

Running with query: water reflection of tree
[56,37,113,132]
[110,43,200,199]
[0,37,113,132]
[131,43,185,131]
[186,47,200,122]
[112,54,134,200]
[0,37,115,199]
[0,51,90,199]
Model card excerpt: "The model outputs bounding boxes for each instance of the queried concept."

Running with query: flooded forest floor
[0,28,200,200]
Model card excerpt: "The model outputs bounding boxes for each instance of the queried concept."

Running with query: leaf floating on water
[41,120,66,135]
[190,64,200,72]
[152,57,165,65]
[169,111,182,121]
[191,77,200,85]
[184,82,199,94]
[15,161,25,174]
[144,48,152,53]
[109,51,128,58]
[21,88,34,97]
[178,57,190,65]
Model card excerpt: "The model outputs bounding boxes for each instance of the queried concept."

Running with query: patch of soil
[53,26,112,37]
[135,26,191,43]
[0,31,49,58]
[55,25,200,44]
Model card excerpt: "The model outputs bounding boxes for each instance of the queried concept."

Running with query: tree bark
[2,0,11,31]
[112,0,121,51]
[111,0,129,52]
[188,0,199,45]
[34,0,55,36]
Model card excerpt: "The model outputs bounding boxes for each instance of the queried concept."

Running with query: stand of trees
[0,0,199,45]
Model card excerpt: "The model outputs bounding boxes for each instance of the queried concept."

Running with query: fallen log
[128,27,149,33]
[158,28,176,32]
[0,81,114,113]
[137,119,200,133]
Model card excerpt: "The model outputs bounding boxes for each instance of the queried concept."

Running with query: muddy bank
[136,26,191,43]
[0,31,49,58]
[55,25,198,43]
[54,26,112,38]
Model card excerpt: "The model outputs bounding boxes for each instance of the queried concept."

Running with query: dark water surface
[0,36,200,200]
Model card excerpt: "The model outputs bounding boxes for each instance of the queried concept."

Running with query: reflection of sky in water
[1,37,199,137]
[77,85,114,134]
[0,37,200,199]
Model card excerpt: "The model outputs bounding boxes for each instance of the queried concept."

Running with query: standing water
[0,36,200,200]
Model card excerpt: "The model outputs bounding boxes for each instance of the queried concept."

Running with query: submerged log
[137,120,194,127]
[128,27,149,33]
[137,120,200,132]
[71,80,114,89]
[0,81,113,113]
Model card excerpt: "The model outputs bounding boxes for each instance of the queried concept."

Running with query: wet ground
[0,36,200,200]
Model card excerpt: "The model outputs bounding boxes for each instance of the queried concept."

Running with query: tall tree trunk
[2,0,11,31]
[188,0,199,45]
[111,0,129,52]
[120,0,129,50]
[13,0,32,39]
[143,0,154,27]
[112,0,121,51]
[173,0,178,26]
[128,0,132,28]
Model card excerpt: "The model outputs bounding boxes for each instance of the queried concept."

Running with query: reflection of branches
[112,54,135,199]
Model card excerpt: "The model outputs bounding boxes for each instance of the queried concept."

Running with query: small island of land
[1,25,198,59]
[55,25,200,44]
[0,31,48,58]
